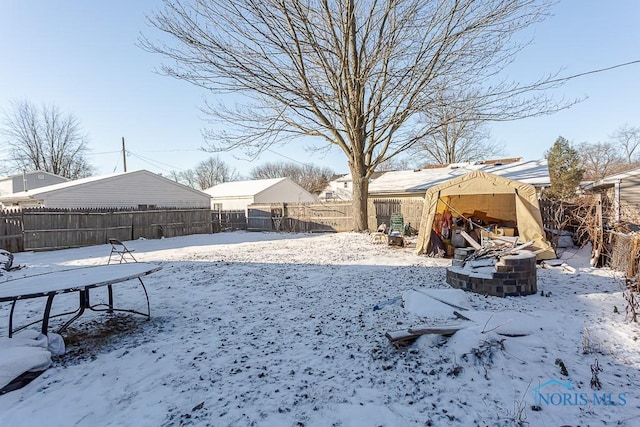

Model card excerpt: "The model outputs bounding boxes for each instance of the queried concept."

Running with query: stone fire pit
[446,248,537,297]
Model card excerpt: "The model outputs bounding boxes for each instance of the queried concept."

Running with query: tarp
[415,170,555,260]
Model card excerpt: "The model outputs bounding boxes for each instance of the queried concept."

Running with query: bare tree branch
[250,161,334,194]
[170,156,240,189]
[1,100,94,179]
[141,0,571,230]
[611,124,640,165]
[579,141,627,180]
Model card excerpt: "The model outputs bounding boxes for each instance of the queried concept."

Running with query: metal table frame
[0,263,162,337]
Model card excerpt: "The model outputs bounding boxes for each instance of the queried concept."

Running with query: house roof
[369,159,549,195]
[582,166,640,189]
[203,178,290,198]
[0,170,208,202]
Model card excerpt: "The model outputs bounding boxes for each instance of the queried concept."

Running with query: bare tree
[578,142,626,180]
[172,169,199,188]
[167,170,183,183]
[250,161,334,194]
[410,87,504,164]
[194,156,240,189]
[168,156,239,189]
[142,0,571,230]
[375,157,413,172]
[611,124,640,165]
[1,100,94,179]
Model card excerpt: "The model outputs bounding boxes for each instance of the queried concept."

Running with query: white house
[318,172,385,201]
[318,174,353,201]
[0,170,211,209]
[203,177,317,212]
[0,171,68,197]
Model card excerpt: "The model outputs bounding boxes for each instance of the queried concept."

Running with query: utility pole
[122,137,127,172]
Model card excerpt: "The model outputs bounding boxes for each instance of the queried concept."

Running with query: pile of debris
[384,288,537,348]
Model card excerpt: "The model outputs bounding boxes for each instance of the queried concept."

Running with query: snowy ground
[0,231,639,426]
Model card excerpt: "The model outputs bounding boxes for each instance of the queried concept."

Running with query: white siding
[256,180,316,204]
[40,171,210,208]
[0,180,12,197]
[210,196,254,211]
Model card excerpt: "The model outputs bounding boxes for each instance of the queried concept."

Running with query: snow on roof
[369,159,549,194]
[203,177,288,198]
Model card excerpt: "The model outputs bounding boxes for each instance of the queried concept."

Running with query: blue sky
[1,1,639,178]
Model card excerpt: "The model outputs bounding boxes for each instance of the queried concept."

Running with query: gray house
[583,167,640,224]
[0,171,68,197]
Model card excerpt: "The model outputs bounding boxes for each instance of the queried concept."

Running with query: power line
[126,151,187,173]
[136,148,203,153]
[550,59,640,85]
[266,148,313,167]
[86,150,121,156]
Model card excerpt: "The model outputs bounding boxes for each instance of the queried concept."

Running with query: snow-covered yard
[0,231,639,426]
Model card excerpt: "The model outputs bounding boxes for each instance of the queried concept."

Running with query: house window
[212,203,223,211]
[325,192,333,200]
[343,182,348,188]
[37,174,45,180]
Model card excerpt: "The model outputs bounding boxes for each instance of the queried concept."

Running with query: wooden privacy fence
[1,207,212,252]
[246,199,424,233]
[248,202,354,232]
[211,210,247,232]
[0,210,23,252]
[371,198,424,233]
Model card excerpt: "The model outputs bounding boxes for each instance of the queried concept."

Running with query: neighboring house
[0,170,211,209]
[203,177,317,213]
[0,171,69,197]
[368,159,550,200]
[318,174,353,201]
[582,167,640,224]
[318,172,385,201]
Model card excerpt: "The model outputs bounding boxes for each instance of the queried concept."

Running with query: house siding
[257,181,316,204]
[210,196,255,211]
[14,173,68,193]
[37,171,210,208]
[620,176,640,207]
[0,172,68,195]
[0,180,12,196]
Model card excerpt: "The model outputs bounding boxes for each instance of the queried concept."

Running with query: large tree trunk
[349,159,369,232]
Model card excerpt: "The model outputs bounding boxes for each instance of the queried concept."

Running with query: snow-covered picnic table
[0,263,162,337]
